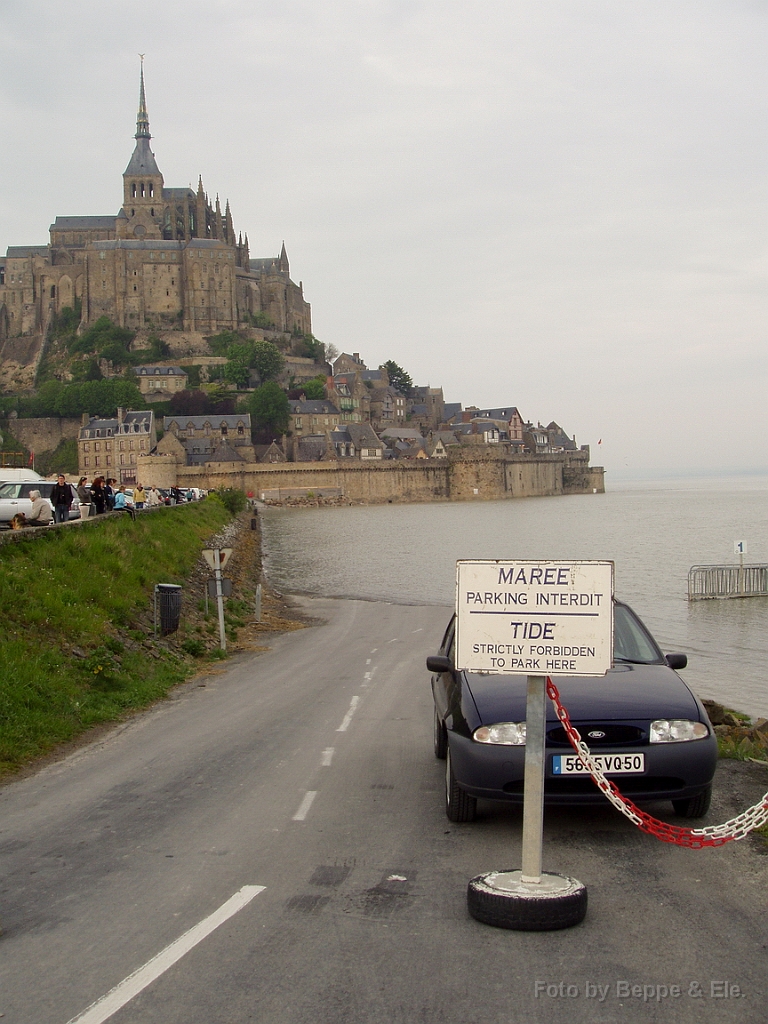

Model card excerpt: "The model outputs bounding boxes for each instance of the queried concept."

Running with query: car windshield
[614,604,662,664]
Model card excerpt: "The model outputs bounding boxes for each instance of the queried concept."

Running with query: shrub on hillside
[211,488,248,516]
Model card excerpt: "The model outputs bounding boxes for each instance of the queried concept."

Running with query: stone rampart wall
[137,450,605,503]
[9,416,82,452]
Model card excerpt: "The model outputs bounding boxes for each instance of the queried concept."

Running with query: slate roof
[50,216,116,231]
[164,415,251,431]
[289,400,340,415]
[207,439,245,463]
[79,410,153,439]
[124,137,161,177]
[380,427,423,441]
[6,246,49,259]
[135,366,186,377]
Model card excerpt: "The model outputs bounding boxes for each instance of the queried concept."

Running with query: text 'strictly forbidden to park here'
[456,560,614,676]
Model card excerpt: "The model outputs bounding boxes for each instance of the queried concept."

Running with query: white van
[0,468,42,486]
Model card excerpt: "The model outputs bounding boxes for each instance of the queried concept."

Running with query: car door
[431,616,458,724]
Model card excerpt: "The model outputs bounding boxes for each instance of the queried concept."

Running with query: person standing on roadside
[90,476,107,514]
[76,477,92,518]
[104,478,116,511]
[50,474,75,524]
[133,483,146,510]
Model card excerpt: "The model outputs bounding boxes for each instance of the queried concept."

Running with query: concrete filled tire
[445,748,477,822]
[467,871,587,931]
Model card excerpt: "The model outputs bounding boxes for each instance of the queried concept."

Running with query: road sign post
[456,559,614,930]
[202,548,233,651]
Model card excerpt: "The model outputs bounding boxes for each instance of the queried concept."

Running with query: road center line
[292,791,317,821]
[321,748,335,767]
[66,885,265,1024]
[336,695,360,732]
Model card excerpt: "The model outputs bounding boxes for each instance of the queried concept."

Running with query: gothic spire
[136,55,151,139]
[124,56,161,179]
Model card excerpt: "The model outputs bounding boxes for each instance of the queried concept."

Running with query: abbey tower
[0,62,311,348]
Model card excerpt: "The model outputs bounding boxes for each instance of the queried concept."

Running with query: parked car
[0,480,80,526]
[427,601,718,822]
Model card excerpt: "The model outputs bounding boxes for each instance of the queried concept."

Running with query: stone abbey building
[0,63,311,343]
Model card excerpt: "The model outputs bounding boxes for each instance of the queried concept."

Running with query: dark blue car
[428,601,718,822]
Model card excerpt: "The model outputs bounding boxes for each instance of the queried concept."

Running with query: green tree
[247,382,289,436]
[298,334,326,363]
[300,375,327,400]
[207,330,243,356]
[251,340,284,383]
[223,359,250,388]
[384,360,413,396]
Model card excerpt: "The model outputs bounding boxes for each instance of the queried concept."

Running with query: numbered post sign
[456,560,614,677]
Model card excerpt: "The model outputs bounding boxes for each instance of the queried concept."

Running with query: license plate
[552,752,645,775]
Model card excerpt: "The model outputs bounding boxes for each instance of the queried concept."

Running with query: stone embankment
[703,700,768,759]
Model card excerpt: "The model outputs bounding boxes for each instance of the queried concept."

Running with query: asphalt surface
[0,597,766,1024]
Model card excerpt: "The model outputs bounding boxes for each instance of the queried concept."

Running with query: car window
[0,484,21,498]
[614,604,662,664]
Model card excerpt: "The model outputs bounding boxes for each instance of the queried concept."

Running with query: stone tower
[119,58,164,241]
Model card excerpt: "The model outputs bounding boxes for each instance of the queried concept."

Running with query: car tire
[672,785,712,818]
[467,872,588,931]
[445,748,477,822]
[433,707,447,760]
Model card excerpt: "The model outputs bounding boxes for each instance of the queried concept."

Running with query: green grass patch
[0,500,232,777]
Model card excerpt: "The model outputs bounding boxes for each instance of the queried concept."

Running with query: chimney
[117,407,125,425]
[81,412,90,427]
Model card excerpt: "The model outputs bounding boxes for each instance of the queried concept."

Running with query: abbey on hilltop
[0,61,311,342]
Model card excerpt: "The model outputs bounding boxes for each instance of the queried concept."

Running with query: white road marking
[292,791,317,821]
[321,748,335,767]
[366,658,371,665]
[336,696,360,732]
[66,885,265,1024]
[411,628,423,633]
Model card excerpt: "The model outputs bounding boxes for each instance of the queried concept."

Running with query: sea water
[260,475,768,717]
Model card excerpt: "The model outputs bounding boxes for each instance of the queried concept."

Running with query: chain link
[545,678,768,848]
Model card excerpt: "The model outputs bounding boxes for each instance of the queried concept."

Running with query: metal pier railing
[688,564,768,601]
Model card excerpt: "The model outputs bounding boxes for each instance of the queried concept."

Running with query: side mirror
[426,655,453,674]
[665,653,688,670]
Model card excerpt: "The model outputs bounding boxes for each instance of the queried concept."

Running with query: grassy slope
[0,500,232,777]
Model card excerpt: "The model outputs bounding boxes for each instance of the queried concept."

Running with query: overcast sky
[1,1,765,479]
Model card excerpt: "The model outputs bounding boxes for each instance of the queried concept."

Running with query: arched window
[149,183,154,198]
[140,183,145,198]
[131,183,137,198]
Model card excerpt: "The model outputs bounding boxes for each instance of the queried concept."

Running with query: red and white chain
[546,678,768,848]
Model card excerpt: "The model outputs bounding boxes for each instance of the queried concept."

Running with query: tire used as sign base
[467,870,587,931]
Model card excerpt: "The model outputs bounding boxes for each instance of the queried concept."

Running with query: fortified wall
[137,448,604,503]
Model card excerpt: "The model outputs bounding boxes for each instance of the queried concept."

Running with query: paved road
[0,598,766,1023]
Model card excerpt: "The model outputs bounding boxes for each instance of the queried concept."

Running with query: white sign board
[202,548,233,571]
[455,560,614,677]
[734,540,747,556]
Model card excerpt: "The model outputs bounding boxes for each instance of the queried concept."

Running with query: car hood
[465,664,703,724]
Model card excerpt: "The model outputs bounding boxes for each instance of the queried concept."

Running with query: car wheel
[445,748,477,822]
[467,871,588,931]
[672,785,712,818]
[433,707,447,760]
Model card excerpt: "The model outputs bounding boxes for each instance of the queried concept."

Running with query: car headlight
[473,723,526,745]
[649,719,709,743]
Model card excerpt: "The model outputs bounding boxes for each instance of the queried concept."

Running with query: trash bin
[155,583,182,636]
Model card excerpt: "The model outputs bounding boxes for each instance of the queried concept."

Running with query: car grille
[547,724,645,747]
[503,776,685,795]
